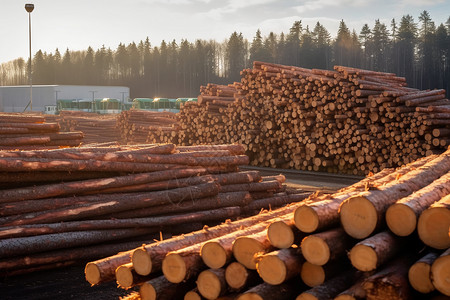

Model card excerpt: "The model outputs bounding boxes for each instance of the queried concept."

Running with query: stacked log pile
[178,83,245,146]
[0,143,312,276]
[0,112,84,150]
[88,147,450,299]
[57,111,119,144]
[117,110,180,145]
[177,62,449,175]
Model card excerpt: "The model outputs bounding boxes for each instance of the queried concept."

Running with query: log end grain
[115,264,134,289]
[225,262,249,290]
[267,221,294,249]
[139,281,157,300]
[339,196,377,239]
[300,262,325,287]
[418,206,450,249]
[408,261,435,294]
[386,203,417,237]
[294,206,319,233]
[431,251,450,296]
[200,241,227,269]
[236,293,263,300]
[162,253,186,283]
[348,244,377,272]
[197,270,223,300]
[300,235,330,266]
[256,254,287,285]
[84,262,101,286]
[132,248,152,276]
[232,237,265,270]
[184,290,202,300]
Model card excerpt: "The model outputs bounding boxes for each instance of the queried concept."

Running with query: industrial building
[0,85,130,113]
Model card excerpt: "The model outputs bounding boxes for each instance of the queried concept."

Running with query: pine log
[408,251,440,294]
[296,270,360,300]
[232,230,274,270]
[386,172,450,237]
[225,262,260,291]
[115,262,156,290]
[340,150,450,239]
[236,281,301,300]
[334,277,367,300]
[139,275,194,300]
[184,289,206,300]
[255,248,304,285]
[417,193,450,249]
[348,231,405,272]
[300,227,355,266]
[196,268,228,300]
[431,248,450,296]
[300,260,350,288]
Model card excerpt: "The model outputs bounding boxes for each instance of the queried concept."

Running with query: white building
[0,85,130,113]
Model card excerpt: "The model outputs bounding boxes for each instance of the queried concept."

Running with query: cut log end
[184,290,202,300]
[267,221,294,249]
[197,270,223,300]
[225,262,248,289]
[301,235,330,266]
[300,262,325,287]
[236,294,264,300]
[139,282,157,300]
[132,248,152,276]
[408,262,435,294]
[431,252,450,296]
[339,196,377,239]
[162,253,186,283]
[386,203,417,237]
[349,244,377,272]
[201,241,227,269]
[296,293,319,300]
[418,207,450,249]
[115,264,134,289]
[84,262,101,286]
[256,255,287,285]
[294,206,319,233]
[232,237,265,270]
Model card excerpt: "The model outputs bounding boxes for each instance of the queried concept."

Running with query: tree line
[1,11,449,99]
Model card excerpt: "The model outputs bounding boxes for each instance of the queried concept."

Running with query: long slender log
[417,194,450,249]
[340,149,450,239]
[0,206,242,239]
[0,182,220,226]
[386,172,450,237]
[431,248,450,296]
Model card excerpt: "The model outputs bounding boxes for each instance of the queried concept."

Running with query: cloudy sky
[1,0,449,64]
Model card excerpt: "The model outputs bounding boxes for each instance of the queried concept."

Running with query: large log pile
[117,110,180,145]
[0,143,312,276]
[56,111,119,144]
[177,62,449,175]
[0,112,84,150]
[87,147,450,299]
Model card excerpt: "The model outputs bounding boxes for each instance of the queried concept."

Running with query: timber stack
[117,110,180,144]
[178,62,449,175]
[178,83,245,146]
[0,112,84,149]
[87,147,450,299]
[0,143,311,276]
[57,110,118,144]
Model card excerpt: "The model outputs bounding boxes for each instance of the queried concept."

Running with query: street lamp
[25,4,34,111]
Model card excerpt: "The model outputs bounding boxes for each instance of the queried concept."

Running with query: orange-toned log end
[200,241,228,269]
[431,249,450,296]
[161,253,186,283]
[184,290,203,300]
[256,254,287,285]
[349,244,377,272]
[294,206,319,233]
[300,262,325,287]
[225,262,250,290]
[115,263,134,289]
[84,262,101,286]
[296,293,319,300]
[386,203,417,237]
[301,235,330,266]
[418,201,450,249]
[232,237,265,270]
[267,221,294,249]
[197,269,227,300]
[132,248,152,276]
[408,262,435,294]
[339,196,378,239]
[139,282,157,300]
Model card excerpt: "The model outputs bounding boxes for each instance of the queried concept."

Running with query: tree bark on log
[236,281,301,300]
[139,275,194,300]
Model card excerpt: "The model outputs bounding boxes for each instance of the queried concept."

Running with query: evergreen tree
[226,32,246,82]
[334,20,353,66]
[312,22,332,69]
[396,15,417,83]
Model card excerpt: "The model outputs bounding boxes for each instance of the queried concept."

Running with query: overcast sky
[1,0,449,64]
